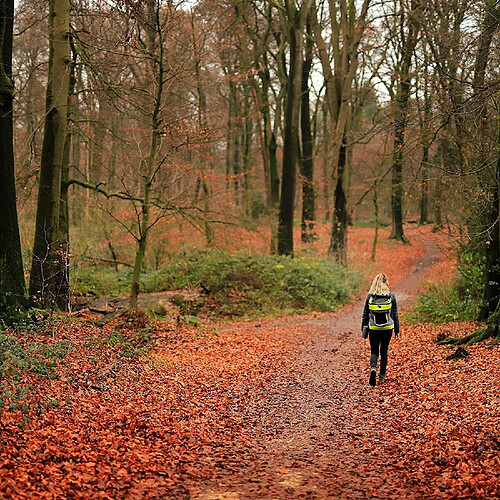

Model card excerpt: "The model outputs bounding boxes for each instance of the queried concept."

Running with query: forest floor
[1,226,500,499]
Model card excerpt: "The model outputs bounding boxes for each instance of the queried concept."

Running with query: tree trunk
[192,17,214,246]
[419,143,429,225]
[300,19,316,243]
[391,106,406,240]
[0,0,25,308]
[390,0,420,242]
[230,81,242,202]
[278,0,313,256]
[322,103,330,221]
[243,84,253,216]
[473,0,500,320]
[29,0,71,310]
[129,0,163,309]
[441,4,500,344]
[481,94,500,320]
[328,136,348,265]
[371,178,379,262]
[277,20,302,255]
[58,38,77,312]
[418,49,431,226]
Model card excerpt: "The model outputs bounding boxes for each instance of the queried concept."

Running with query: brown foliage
[1,226,497,498]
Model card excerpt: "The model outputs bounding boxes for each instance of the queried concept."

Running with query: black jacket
[361,292,400,335]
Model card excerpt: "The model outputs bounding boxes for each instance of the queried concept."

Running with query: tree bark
[371,177,379,262]
[300,19,316,243]
[29,0,71,310]
[328,136,348,264]
[390,0,420,242]
[418,48,431,225]
[277,0,313,256]
[419,143,429,225]
[243,84,253,216]
[0,0,25,308]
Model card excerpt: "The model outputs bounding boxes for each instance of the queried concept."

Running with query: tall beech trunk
[243,84,253,216]
[29,0,71,310]
[277,0,313,256]
[371,177,380,262]
[260,56,280,253]
[390,0,420,242]
[0,0,25,307]
[418,50,431,226]
[440,151,500,346]
[419,143,429,225]
[321,103,330,221]
[300,20,316,243]
[58,43,77,310]
[328,136,348,265]
[228,80,242,201]
[483,147,500,319]
[257,53,280,215]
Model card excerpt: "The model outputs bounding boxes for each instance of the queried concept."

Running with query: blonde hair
[369,273,390,295]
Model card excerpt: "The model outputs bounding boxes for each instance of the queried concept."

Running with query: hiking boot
[369,369,377,387]
[379,374,386,384]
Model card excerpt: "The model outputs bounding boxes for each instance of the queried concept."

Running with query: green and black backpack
[368,294,394,330]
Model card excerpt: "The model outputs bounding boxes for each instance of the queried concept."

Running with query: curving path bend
[195,233,442,499]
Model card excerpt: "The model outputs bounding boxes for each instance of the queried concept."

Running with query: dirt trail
[194,234,442,499]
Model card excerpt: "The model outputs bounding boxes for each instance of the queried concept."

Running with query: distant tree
[0,0,26,308]
[312,0,372,264]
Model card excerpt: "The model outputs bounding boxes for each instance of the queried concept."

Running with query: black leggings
[369,330,393,375]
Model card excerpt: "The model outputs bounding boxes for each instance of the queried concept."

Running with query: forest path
[194,232,442,499]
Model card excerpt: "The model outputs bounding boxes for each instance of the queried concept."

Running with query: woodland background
[0,0,499,332]
[1,1,500,498]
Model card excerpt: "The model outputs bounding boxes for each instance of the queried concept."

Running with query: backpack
[368,294,394,330]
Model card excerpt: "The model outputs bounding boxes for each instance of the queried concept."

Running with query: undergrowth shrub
[72,248,359,317]
[407,251,484,324]
[1,325,73,426]
[104,310,156,358]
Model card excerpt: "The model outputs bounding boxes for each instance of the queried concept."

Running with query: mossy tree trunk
[473,0,500,321]
[480,97,500,323]
[440,7,500,345]
[0,0,26,309]
[29,0,71,311]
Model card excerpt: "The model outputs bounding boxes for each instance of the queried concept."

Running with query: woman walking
[361,273,400,387]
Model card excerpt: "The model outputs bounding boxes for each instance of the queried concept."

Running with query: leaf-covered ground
[1,226,498,498]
